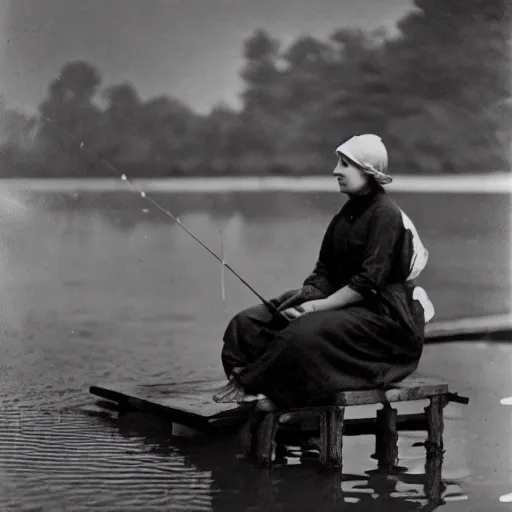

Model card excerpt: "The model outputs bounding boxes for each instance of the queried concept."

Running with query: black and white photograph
[0,0,510,510]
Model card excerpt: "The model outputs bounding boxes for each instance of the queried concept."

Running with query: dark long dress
[220,184,427,409]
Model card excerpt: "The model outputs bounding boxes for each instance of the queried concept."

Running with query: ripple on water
[0,392,474,512]
[0,404,214,511]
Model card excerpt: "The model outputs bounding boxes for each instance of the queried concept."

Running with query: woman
[213,134,434,409]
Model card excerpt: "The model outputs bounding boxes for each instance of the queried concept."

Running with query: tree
[395,0,511,108]
[6,0,510,178]
[91,82,146,167]
[36,61,103,176]
[0,101,35,147]
[0,99,39,177]
[386,0,512,171]
[240,29,284,117]
[138,96,199,175]
[39,60,102,131]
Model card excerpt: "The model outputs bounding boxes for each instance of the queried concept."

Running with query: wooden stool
[242,375,468,470]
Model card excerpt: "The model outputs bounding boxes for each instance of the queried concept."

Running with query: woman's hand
[281,307,302,320]
[281,301,320,320]
[277,286,326,312]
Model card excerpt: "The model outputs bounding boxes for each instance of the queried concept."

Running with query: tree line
[0,0,510,178]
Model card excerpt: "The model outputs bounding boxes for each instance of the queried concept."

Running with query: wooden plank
[89,374,451,434]
[89,379,251,433]
[216,374,448,408]
[89,378,431,437]
[330,375,449,407]
[425,313,512,341]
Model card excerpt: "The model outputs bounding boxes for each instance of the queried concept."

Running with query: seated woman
[213,134,434,409]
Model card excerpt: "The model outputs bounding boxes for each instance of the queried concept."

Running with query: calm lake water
[0,183,510,511]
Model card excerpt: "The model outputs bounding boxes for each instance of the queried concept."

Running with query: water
[0,184,510,511]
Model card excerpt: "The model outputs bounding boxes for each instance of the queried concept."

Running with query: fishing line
[42,116,285,320]
[219,226,229,319]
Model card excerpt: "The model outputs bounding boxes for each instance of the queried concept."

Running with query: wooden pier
[89,373,468,471]
[89,379,252,434]
[233,375,468,470]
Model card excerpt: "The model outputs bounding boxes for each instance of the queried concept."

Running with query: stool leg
[243,412,267,461]
[375,404,399,469]
[424,443,445,507]
[320,407,345,469]
[254,412,279,466]
[424,395,445,455]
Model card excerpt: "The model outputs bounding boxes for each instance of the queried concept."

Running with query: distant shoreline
[0,172,510,193]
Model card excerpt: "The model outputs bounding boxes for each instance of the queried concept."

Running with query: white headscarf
[336,134,392,185]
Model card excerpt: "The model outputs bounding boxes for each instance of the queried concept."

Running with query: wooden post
[424,395,446,454]
[320,406,345,469]
[424,445,445,507]
[243,412,268,462]
[321,472,344,511]
[375,403,399,469]
[254,412,279,466]
[241,414,257,460]
[250,467,275,510]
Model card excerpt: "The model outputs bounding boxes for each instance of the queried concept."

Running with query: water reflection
[106,409,467,512]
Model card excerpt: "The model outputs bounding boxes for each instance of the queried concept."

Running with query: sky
[0,0,415,114]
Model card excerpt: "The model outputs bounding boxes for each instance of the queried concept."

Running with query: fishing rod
[42,116,288,323]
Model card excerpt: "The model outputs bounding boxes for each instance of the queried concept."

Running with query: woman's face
[333,154,369,194]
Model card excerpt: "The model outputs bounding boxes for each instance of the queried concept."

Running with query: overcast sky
[0,0,415,114]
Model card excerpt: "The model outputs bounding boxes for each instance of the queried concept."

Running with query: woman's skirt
[220,291,424,409]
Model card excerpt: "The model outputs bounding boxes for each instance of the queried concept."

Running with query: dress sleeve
[348,206,403,298]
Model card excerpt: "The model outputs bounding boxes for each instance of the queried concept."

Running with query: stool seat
[236,373,468,472]
[328,375,449,406]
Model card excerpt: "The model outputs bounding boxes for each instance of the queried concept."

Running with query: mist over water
[0,183,510,511]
